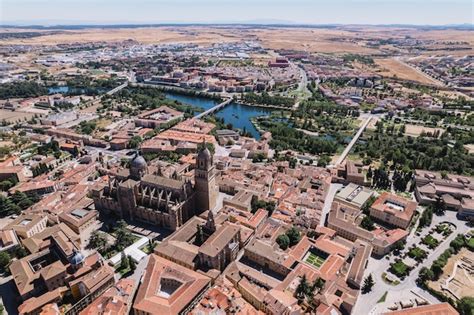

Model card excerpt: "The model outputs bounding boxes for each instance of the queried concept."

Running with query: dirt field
[428,248,474,301]
[366,116,380,130]
[0,27,240,46]
[464,144,474,154]
[1,26,472,56]
[0,109,36,123]
[404,124,444,137]
[375,58,442,85]
[253,28,378,54]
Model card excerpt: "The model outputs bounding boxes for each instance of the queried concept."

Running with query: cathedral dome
[70,251,85,265]
[130,154,147,171]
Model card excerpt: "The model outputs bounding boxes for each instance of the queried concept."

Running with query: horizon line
[1,22,473,28]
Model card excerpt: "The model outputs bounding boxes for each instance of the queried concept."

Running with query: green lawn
[468,237,474,250]
[408,247,428,262]
[116,265,131,276]
[390,261,409,278]
[377,291,388,303]
[305,252,327,268]
[422,235,439,249]
[141,245,153,254]
[436,224,447,233]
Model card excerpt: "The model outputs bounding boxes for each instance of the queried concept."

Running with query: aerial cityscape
[0,1,473,314]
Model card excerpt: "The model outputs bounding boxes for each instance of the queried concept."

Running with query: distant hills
[1,22,472,31]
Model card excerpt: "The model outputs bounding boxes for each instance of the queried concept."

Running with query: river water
[165,92,274,140]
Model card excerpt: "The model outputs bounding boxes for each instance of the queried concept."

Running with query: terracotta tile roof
[382,302,459,315]
[156,129,216,144]
[40,261,66,281]
[18,287,67,315]
[371,192,417,221]
[133,255,211,315]
[199,222,240,257]
[80,278,136,315]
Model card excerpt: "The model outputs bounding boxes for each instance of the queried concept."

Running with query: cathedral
[91,143,218,231]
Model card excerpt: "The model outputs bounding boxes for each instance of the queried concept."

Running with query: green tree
[147,239,156,253]
[195,224,204,246]
[457,297,474,315]
[433,196,446,215]
[128,136,143,149]
[286,227,301,247]
[10,191,33,210]
[0,180,14,191]
[392,241,406,255]
[295,274,310,301]
[318,155,331,167]
[0,252,10,272]
[14,246,28,259]
[361,216,375,231]
[89,231,108,250]
[362,274,374,293]
[128,255,136,272]
[0,195,13,217]
[276,234,290,250]
[120,252,129,270]
[362,195,377,215]
[450,235,466,253]
[114,221,135,250]
[312,277,325,291]
[419,207,433,228]
[417,267,434,285]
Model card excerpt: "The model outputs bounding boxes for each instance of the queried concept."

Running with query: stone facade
[92,147,217,231]
[194,144,218,212]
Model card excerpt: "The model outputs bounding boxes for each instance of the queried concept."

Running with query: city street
[320,183,342,226]
[0,276,18,315]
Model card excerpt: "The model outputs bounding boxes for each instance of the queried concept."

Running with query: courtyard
[304,248,328,269]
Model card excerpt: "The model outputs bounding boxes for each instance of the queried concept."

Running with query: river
[165,92,274,140]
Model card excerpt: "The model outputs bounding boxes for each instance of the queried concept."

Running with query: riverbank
[133,82,293,111]
[235,101,293,111]
[132,82,223,101]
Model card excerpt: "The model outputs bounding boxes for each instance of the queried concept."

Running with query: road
[194,98,233,119]
[320,183,342,226]
[292,63,311,109]
[106,82,129,96]
[122,255,149,284]
[353,210,472,314]
[0,275,19,315]
[335,116,372,166]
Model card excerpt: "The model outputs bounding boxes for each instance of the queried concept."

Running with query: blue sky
[1,0,473,25]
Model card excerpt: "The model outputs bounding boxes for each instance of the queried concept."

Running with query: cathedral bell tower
[194,139,217,213]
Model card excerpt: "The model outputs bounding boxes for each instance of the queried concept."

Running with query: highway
[335,115,372,166]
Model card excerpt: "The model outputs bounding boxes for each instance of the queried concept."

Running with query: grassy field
[422,235,439,249]
[408,247,427,261]
[390,261,409,277]
[377,291,388,303]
